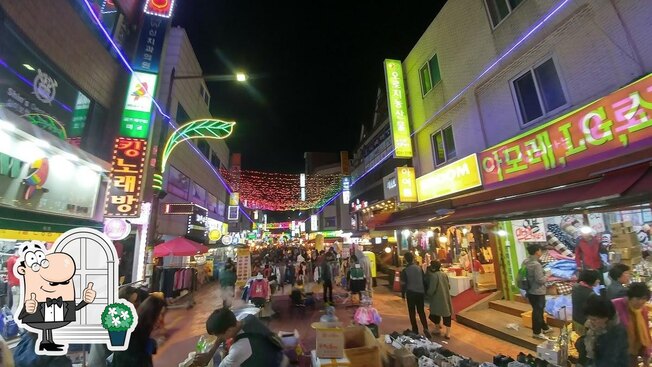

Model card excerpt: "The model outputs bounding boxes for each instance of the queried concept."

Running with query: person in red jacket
[575,232,605,282]
[5,254,20,309]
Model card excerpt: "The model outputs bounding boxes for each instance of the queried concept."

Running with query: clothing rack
[152,266,197,309]
[119,279,148,288]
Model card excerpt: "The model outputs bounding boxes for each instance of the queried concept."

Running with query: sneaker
[542,327,553,334]
[532,333,548,340]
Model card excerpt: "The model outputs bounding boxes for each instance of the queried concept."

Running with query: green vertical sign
[119,71,158,139]
[384,59,413,158]
[69,92,90,137]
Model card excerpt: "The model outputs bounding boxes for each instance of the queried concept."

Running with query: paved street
[154,282,526,366]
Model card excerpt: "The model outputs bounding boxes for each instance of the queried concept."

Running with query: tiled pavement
[153,282,527,366]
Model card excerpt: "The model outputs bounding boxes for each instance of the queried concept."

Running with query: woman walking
[576,295,628,367]
[112,296,167,367]
[425,260,453,339]
[612,282,651,367]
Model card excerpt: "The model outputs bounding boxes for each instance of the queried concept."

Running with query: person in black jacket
[112,296,167,367]
[576,295,628,367]
[572,270,600,335]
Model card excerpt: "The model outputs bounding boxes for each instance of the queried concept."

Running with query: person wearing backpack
[523,244,552,339]
[191,308,288,367]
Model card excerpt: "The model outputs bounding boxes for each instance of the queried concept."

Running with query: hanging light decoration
[220,168,342,211]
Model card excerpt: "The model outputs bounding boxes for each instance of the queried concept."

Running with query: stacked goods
[611,221,642,267]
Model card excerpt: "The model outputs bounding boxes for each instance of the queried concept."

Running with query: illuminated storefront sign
[481,73,652,187]
[104,137,147,217]
[229,192,240,206]
[416,154,482,202]
[227,206,239,221]
[103,218,132,241]
[119,71,158,139]
[144,0,175,18]
[384,59,413,158]
[132,15,168,73]
[342,177,351,205]
[396,167,417,202]
[0,133,100,219]
[186,205,208,243]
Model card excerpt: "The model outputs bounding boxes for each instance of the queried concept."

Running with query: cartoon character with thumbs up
[15,241,96,352]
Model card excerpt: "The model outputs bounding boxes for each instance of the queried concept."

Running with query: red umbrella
[153,237,209,257]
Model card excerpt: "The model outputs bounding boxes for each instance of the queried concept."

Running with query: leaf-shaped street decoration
[161,118,235,172]
[21,113,68,139]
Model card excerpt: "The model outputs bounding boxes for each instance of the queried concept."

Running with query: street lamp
[236,72,247,82]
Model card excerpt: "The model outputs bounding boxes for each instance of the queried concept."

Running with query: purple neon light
[0,58,73,113]
[316,0,572,213]
[81,0,253,222]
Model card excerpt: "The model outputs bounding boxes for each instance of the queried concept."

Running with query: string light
[220,168,343,211]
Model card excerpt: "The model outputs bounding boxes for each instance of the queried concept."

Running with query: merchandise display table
[449,275,472,296]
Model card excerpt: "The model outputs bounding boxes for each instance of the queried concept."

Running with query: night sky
[174,1,446,172]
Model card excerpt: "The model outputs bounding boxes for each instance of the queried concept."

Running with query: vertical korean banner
[384,59,413,158]
[396,167,417,202]
[105,138,148,217]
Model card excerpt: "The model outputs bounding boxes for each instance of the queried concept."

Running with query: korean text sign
[416,154,482,202]
[104,138,147,217]
[119,72,158,139]
[480,74,652,187]
[384,59,413,158]
[396,167,417,202]
[132,15,168,73]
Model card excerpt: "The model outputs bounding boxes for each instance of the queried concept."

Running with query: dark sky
[174,1,446,172]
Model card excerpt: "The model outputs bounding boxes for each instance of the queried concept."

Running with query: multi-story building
[154,27,231,243]
[378,0,652,316]
[0,0,146,346]
[305,152,351,233]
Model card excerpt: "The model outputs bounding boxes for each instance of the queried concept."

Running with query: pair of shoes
[532,333,548,340]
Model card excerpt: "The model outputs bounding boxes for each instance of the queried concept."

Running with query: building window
[485,0,525,27]
[200,85,210,106]
[512,58,566,125]
[419,55,441,96]
[210,152,221,169]
[325,216,337,228]
[432,125,456,166]
[197,139,210,158]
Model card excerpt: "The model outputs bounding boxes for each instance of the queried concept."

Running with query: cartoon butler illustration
[15,241,96,352]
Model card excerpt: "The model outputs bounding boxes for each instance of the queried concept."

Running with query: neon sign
[481,74,652,187]
[104,138,147,217]
[384,59,413,158]
[144,0,175,18]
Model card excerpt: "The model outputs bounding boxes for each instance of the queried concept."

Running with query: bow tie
[46,296,63,307]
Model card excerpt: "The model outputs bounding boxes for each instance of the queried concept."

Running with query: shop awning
[153,237,208,257]
[0,206,103,234]
[365,212,393,230]
[377,164,650,228]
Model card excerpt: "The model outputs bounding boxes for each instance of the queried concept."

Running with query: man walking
[320,257,333,304]
[400,252,431,339]
[524,244,552,339]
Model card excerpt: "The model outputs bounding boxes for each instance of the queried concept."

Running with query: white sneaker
[542,328,553,334]
[532,333,548,340]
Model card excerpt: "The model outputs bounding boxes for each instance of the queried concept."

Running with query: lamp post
[144,68,246,282]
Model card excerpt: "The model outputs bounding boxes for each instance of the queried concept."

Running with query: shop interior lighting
[401,229,410,237]
[426,230,434,238]
[497,229,508,237]
[384,246,392,254]
[0,120,15,131]
[438,235,448,244]
[462,227,468,235]
[22,64,35,71]
[580,226,593,235]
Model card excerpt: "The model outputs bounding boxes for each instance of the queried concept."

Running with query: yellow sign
[396,167,417,202]
[229,192,240,206]
[208,229,222,242]
[0,229,61,242]
[416,154,483,202]
[363,251,377,277]
[384,59,413,158]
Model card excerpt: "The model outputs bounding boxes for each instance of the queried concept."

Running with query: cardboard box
[343,326,381,367]
[314,323,345,359]
[311,350,351,367]
[620,256,642,267]
[611,232,639,248]
[613,246,642,260]
[537,341,561,365]
[521,311,549,329]
[611,221,633,229]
